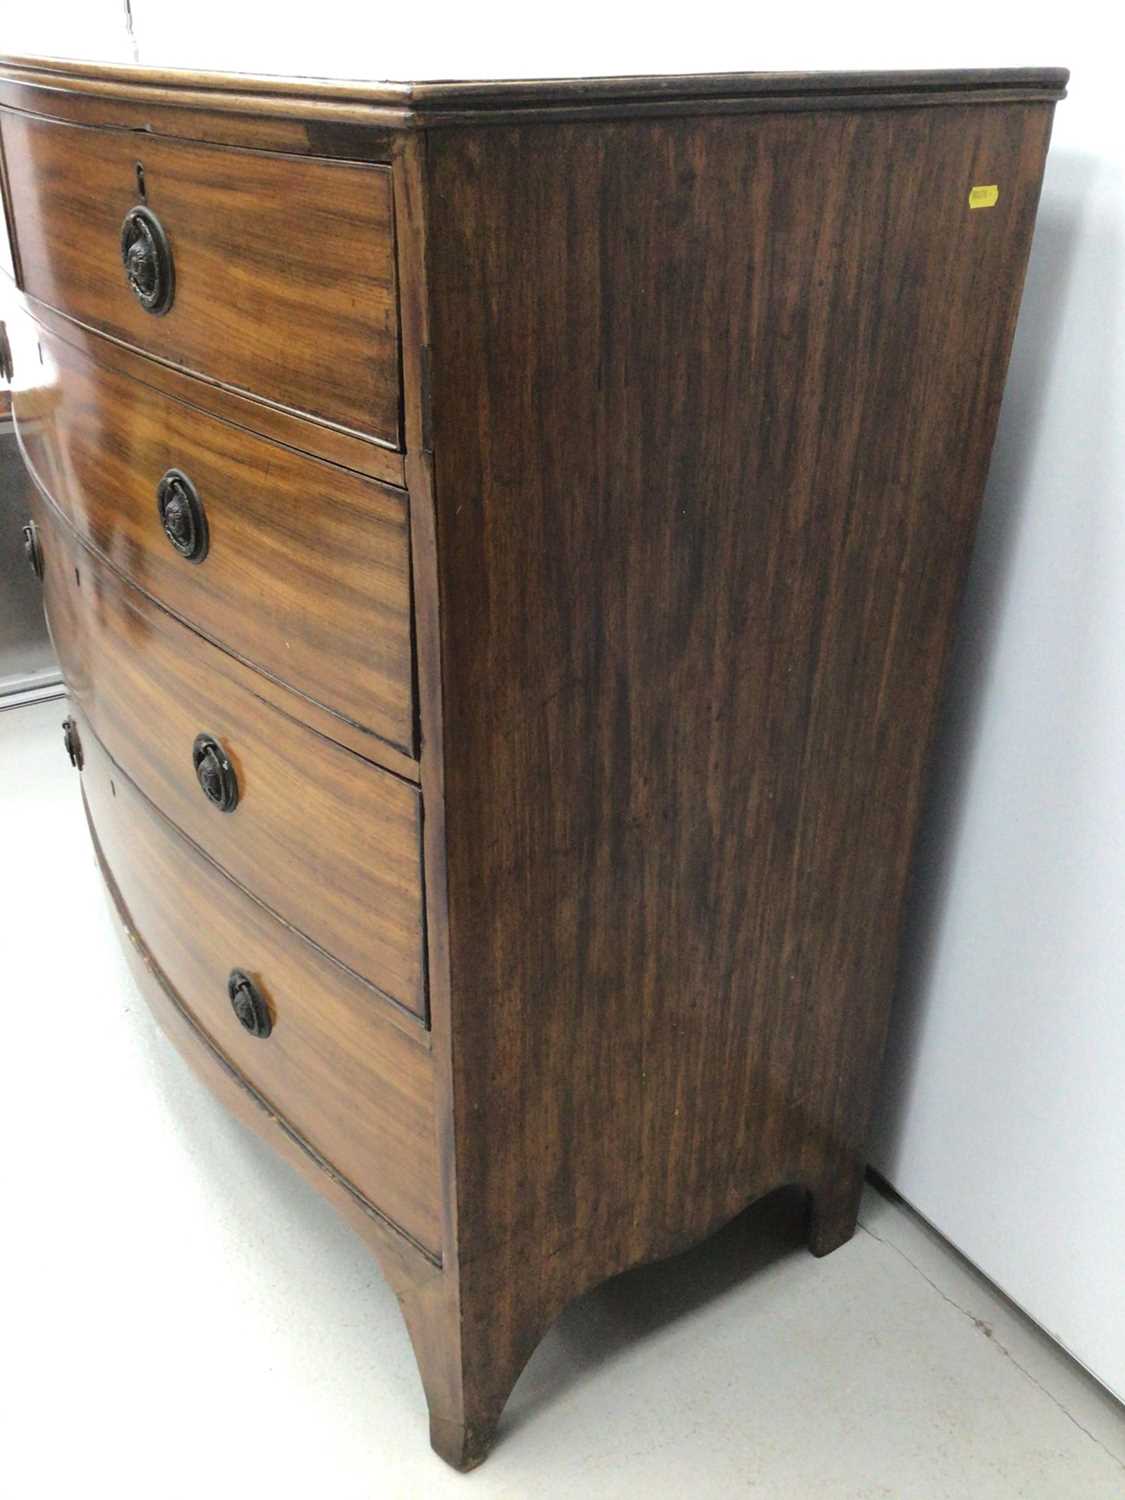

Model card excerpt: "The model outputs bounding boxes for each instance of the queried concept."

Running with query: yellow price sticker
[969,184,1000,209]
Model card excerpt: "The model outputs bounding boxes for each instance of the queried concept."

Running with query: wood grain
[416,101,1058,1460]
[90,780,450,1310]
[0,107,401,443]
[393,131,460,1261]
[20,299,405,485]
[79,712,441,1253]
[17,328,415,755]
[0,74,403,157]
[36,493,426,1017]
[0,54,1068,126]
[2,54,1066,1471]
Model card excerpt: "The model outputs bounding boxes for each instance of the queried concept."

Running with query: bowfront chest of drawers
[0,57,1066,1468]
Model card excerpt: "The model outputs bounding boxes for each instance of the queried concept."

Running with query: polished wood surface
[0,107,401,443]
[36,494,426,1017]
[91,782,450,1287]
[414,100,1058,1462]
[80,712,440,1253]
[0,69,404,158]
[2,57,1066,1471]
[17,328,414,754]
[393,132,458,1272]
[0,53,1068,126]
[20,300,406,485]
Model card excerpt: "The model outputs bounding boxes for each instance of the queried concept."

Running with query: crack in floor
[857,1217,1125,1475]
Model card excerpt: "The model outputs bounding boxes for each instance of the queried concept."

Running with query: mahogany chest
[0,58,1066,1467]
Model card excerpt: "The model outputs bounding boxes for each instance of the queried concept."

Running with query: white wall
[1,4,134,65]
[866,31,1125,1405]
[5,0,1122,1398]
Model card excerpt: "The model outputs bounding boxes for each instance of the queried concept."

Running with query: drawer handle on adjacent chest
[121,204,175,316]
[22,520,44,580]
[157,470,209,562]
[62,717,83,770]
[192,733,239,812]
[227,970,272,1038]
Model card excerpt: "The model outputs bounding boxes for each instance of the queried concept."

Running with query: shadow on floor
[507,1186,812,1430]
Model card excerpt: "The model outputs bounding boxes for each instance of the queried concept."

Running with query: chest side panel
[426,103,1054,1276]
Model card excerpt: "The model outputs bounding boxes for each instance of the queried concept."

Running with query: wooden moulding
[0,58,1068,148]
[0,56,1071,111]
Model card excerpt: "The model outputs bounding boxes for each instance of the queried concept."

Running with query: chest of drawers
[0,57,1066,1468]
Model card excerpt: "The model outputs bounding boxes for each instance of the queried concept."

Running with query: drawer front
[0,108,400,444]
[37,495,426,1018]
[78,713,441,1256]
[17,329,414,754]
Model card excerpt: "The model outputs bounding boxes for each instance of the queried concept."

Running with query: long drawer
[17,328,414,754]
[35,493,426,1018]
[78,711,441,1256]
[0,108,400,444]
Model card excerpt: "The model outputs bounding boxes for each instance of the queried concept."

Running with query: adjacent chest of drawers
[0,57,1066,1468]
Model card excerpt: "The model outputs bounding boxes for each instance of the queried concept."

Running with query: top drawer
[0,110,400,445]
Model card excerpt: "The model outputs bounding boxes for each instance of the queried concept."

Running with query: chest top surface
[0,50,1068,126]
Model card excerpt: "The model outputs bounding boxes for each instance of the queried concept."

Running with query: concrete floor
[2,695,1123,1499]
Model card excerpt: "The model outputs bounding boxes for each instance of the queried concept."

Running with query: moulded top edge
[0,56,1070,118]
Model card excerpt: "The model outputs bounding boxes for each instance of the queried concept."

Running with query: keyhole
[135,161,147,201]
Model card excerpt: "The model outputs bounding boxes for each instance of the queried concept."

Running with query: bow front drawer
[77,713,440,1256]
[16,329,414,756]
[36,495,426,1020]
[0,108,401,445]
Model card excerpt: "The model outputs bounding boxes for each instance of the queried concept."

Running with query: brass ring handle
[192,733,238,812]
[157,470,208,562]
[121,205,175,315]
[228,970,272,1038]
